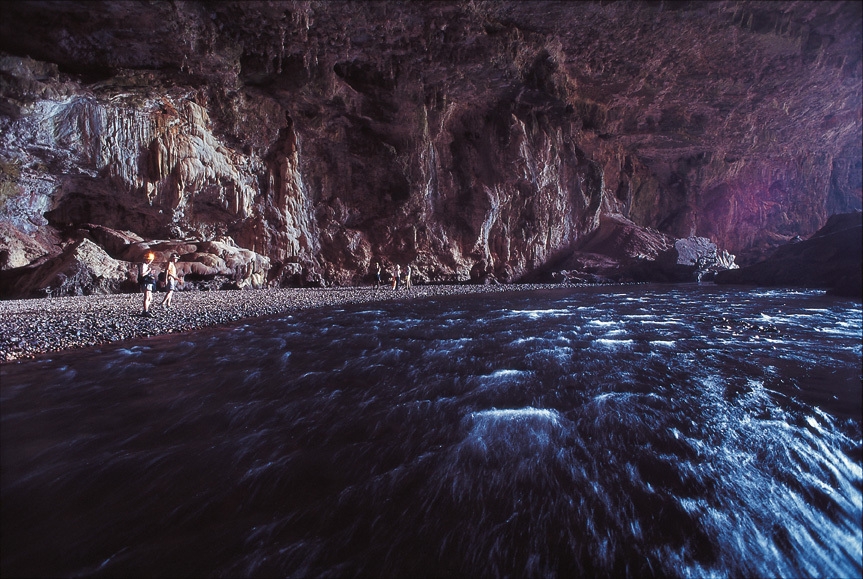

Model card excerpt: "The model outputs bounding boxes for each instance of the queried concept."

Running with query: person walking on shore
[160,253,180,308]
[138,252,157,317]
[374,262,382,289]
[404,264,412,290]
[392,264,401,290]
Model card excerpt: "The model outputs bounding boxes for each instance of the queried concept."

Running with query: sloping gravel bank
[1,284,572,363]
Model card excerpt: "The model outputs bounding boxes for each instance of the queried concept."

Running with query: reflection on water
[2,285,861,577]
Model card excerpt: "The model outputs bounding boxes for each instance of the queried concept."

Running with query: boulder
[0,230,273,297]
[654,237,738,282]
[0,221,62,270]
[77,223,144,259]
[123,236,270,289]
[525,215,738,284]
[0,238,136,298]
[575,214,675,263]
[542,253,622,284]
[185,253,228,274]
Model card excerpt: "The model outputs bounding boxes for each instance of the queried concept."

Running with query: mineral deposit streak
[1,285,861,578]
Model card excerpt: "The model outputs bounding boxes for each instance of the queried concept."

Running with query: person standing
[392,264,401,290]
[138,252,156,317]
[374,262,382,289]
[404,264,412,290]
[160,253,180,308]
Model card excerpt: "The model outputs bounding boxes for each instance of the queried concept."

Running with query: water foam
[2,285,859,579]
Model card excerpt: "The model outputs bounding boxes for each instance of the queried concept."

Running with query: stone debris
[0,283,578,363]
[0,238,136,298]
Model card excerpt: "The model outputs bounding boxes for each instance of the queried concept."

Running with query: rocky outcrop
[653,236,738,283]
[0,237,135,298]
[119,236,271,291]
[0,224,271,298]
[715,211,862,298]
[529,214,737,284]
[0,1,860,292]
[524,214,671,283]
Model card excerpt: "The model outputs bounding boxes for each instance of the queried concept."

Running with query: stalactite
[0,1,858,285]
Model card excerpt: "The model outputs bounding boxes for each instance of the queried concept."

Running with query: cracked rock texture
[0,1,860,291]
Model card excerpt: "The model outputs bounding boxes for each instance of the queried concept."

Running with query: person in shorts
[138,252,156,317]
[404,264,412,290]
[160,253,181,308]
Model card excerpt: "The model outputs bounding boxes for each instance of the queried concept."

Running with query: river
[2,284,861,577]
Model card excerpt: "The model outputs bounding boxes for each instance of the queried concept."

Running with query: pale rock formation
[0,222,271,298]
[0,237,134,298]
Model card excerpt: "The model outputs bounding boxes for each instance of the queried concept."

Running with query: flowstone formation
[0,1,860,296]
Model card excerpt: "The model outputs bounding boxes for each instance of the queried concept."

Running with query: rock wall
[716,210,862,297]
[0,1,860,288]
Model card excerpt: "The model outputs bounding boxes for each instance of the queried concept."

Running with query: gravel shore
[1,283,572,363]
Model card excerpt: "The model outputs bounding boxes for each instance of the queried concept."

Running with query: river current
[1,284,861,578]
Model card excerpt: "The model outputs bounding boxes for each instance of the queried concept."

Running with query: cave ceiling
[3,1,859,157]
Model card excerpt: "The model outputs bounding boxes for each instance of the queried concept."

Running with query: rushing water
[1,284,861,578]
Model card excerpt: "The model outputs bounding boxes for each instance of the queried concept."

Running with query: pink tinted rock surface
[0,1,859,292]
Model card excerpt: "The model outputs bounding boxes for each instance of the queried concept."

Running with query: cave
[0,0,858,292]
[0,2,861,578]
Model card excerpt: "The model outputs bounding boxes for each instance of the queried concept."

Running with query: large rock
[526,214,671,283]
[0,224,274,297]
[653,237,738,282]
[534,215,738,284]
[715,211,862,298]
[0,238,135,298]
[124,236,272,290]
[72,223,145,262]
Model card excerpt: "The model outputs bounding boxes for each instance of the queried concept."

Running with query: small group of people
[373,262,413,290]
[138,252,181,317]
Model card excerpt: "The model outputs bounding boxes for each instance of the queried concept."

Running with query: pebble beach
[1,283,572,363]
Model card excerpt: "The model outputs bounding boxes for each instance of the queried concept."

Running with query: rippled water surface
[2,285,861,577]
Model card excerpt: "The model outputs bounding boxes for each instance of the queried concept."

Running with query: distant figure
[138,252,156,317]
[392,264,401,290]
[374,262,382,289]
[160,253,180,308]
[404,264,412,290]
